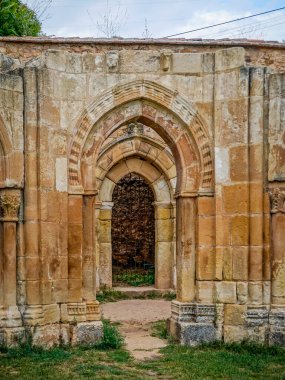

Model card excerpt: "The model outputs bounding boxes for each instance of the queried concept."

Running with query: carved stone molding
[68,303,86,316]
[0,190,21,221]
[171,301,216,323]
[269,188,285,213]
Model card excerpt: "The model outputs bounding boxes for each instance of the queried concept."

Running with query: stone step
[112,286,175,299]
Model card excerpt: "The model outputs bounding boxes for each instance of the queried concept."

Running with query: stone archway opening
[111,172,156,287]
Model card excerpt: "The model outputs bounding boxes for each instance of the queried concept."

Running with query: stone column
[175,195,196,302]
[248,67,265,306]
[270,188,285,305]
[0,190,21,306]
[154,201,173,289]
[98,201,113,288]
[0,189,22,332]
[68,195,83,302]
[22,67,43,327]
[269,188,285,345]
[82,195,100,322]
[82,195,96,301]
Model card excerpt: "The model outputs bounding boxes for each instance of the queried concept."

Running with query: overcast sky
[28,0,285,41]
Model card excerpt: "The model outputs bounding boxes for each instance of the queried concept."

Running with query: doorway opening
[111,172,155,286]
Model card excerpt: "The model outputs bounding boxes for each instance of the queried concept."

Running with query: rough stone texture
[0,38,284,346]
[70,321,103,346]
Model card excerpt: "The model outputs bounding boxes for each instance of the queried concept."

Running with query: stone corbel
[269,188,285,214]
[106,51,119,73]
[160,50,172,72]
[0,189,21,222]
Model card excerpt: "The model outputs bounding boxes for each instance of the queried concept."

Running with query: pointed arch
[68,80,213,195]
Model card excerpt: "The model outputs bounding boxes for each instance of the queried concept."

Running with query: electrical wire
[163,6,285,38]
[198,13,285,39]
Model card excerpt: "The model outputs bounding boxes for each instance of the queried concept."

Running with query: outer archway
[67,80,213,307]
[68,80,214,195]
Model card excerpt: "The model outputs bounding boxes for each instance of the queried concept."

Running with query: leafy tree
[0,0,42,36]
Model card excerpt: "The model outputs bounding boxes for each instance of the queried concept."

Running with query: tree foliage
[0,0,42,36]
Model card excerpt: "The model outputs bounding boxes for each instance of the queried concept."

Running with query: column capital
[101,201,114,210]
[0,189,21,222]
[269,188,285,213]
[153,201,173,208]
[174,191,198,199]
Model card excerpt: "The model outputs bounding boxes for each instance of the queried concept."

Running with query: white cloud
[38,0,285,41]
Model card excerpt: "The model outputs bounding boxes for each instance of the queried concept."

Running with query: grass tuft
[113,269,155,287]
[151,320,168,340]
[94,319,124,350]
[96,288,130,303]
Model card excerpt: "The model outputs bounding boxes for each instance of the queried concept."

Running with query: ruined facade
[0,37,285,346]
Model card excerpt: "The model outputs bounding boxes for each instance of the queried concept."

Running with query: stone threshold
[112,286,175,298]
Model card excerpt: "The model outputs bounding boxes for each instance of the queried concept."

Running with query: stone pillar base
[0,321,103,348]
[168,301,219,346]
[245,306,269,343]
[70,321,103,346]
[0,327,25,347]
[0,303,103,347]
[269,306,285,345]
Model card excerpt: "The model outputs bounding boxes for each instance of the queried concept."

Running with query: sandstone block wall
[0,38,284,346]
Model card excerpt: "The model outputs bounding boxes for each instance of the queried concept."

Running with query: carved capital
[0,190,21,221]
[269,188,285,214]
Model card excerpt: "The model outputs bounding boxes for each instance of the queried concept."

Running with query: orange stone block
[216,215,231,246]
[249,183,263,213]
[223,184,249,214]
[197,248,215,280]
[198,216,215,246]
[249,215,263,246]
[68,195,83,224]
[223,247,233,280]
[230,145,248,182]
[232,247,248,280]
[68,224,82,255]
[231,215,249,246]
[198,196,215,216]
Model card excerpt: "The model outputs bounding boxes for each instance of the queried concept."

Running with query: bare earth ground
[102,299,171,360]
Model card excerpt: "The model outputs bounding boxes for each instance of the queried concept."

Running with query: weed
[95,319,124,350]
[163,291,176,301]
[146,290,160,299]
[113,269,155,286]
[151,320,168,340]
[96,287,129,303]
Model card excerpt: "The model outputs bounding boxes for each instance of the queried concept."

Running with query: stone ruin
[0,36,284,346]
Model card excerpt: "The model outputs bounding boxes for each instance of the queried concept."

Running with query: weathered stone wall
[0,37,285,72]
[0,38,284,347]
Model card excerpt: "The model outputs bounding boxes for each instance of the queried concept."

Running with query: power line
[200,13,285,39]
[163,6,285,38]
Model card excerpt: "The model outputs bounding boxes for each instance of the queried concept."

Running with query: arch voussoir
[68,80,213,195]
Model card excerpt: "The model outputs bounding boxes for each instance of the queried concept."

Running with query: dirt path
[102,299,171,360]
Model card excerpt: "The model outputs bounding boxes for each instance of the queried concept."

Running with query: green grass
[96,288,130,303]
[95,319,124,349]
[113,270,155,286]
[151,320,169,340]
[0,338,285,379]
[97,287,176,303]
